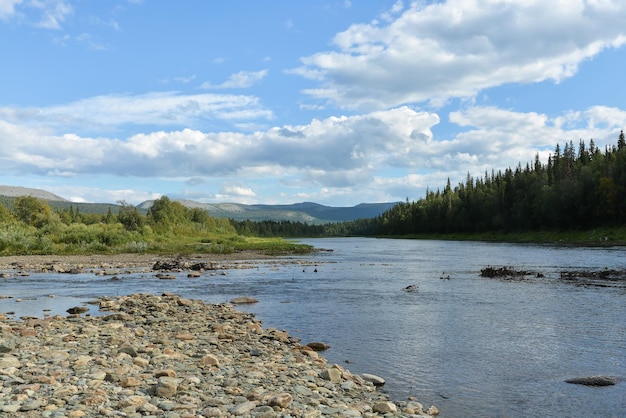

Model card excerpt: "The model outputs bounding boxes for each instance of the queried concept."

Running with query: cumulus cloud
[293,0,626,109]
[201,70,268,89]
[0,107,438,182]
[1,104,624,205]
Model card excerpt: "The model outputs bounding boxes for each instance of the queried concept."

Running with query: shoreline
[0,252,278,272]
[0,292,438,417]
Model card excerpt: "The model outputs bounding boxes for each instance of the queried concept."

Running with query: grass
[0,221,314,256]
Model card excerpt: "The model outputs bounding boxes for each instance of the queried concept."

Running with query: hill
[0,185,67,202]
[138,200,398,223]
[0,186,397,223]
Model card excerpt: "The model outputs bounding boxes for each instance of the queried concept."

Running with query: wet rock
[66,306,89,314]
[362,373,386,386]
[230,296,259,304]
[403,284,419,292]
[307,341,330,351]
[565,375,619,386]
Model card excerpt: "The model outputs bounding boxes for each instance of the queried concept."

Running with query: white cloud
[30,0,73,29]
[0,92,274,133]
[220,184,256,197]
[201,70,268,89]
[2,104,625,205]
[0,107,439,181]
[0,0,22,20]
[294,0,626,109]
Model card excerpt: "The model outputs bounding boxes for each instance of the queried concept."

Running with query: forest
[232,132,626,240]
[355,131,626,236]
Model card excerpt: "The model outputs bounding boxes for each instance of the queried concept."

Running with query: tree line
[233,131,626,238]
[350,131,626,236]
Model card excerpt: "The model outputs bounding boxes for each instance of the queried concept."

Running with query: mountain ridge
[0,186,397,223]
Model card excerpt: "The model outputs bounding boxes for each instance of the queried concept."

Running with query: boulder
[230,296,259,304]
[66,306,89,314]
[372,401,397,414]
[362,373,385,386]
[307,341,330,351]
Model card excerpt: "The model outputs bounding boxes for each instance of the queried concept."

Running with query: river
[1,238,625,417]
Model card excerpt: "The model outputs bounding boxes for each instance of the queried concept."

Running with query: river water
[1,238,625,417]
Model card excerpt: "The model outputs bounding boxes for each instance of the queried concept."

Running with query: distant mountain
[0,185,398,223]
[0,185,67,202]
[138,200,399,223]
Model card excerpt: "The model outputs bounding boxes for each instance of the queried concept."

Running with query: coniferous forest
[350,131,626,236]
[232,131,626,239]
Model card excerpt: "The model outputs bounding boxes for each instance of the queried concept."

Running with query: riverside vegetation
[0,196,312,256]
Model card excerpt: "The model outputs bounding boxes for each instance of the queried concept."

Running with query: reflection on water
[1,238,625,417]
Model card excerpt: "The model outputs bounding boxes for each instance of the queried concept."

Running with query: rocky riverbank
[0,292,438,417]
[0,252,280,273]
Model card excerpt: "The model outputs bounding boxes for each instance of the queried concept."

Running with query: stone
[427,405,440,415]
[156,376,179,397]
[362,373,386,386]
[230,400,257,415]
[66,306,89,314]
[119,346,138,357]
[307,342,330,351]
[0,354,21,368]
[120,376,141,387]
[230,296,259,304]
[20,399,42,411]
[200,354,220,367]
[268,392,293,409]
[372,401,397,414]
[1,404,21,413]
[320,368,342,383]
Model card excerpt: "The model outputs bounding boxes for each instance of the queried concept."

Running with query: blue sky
[1,0,625,206]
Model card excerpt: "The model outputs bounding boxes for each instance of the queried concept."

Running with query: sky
[1,0,625,207]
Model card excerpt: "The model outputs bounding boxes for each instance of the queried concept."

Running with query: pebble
[0,292,437,417]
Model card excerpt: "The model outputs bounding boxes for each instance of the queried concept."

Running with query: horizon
[0,185,398,207]
[1,1,625,206]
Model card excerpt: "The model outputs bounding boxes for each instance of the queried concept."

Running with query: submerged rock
[66,306,89,314]
[230,296,259,304]
[403,284,419,292]
[565,376,619,386]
